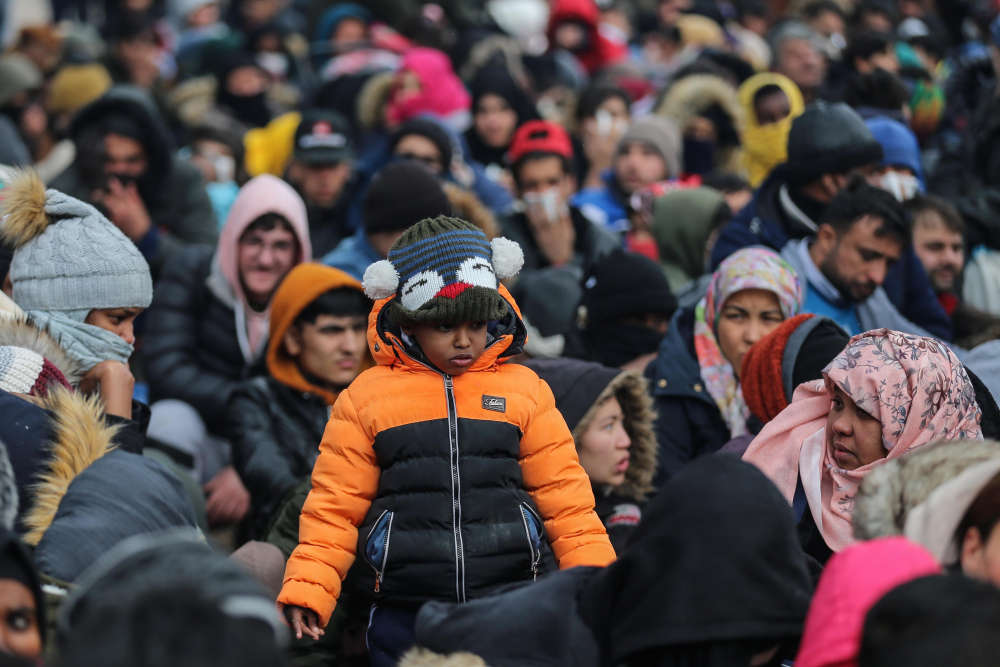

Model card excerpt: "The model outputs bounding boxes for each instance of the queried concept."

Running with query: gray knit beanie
[617,116,683,179]
[0,170,152,315]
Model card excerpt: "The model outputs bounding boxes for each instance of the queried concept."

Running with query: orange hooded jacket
[277,286,616,625]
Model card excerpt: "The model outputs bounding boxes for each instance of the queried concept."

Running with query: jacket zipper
[444,374,466,603]
[365,509,394,592]
[519,505,541,581]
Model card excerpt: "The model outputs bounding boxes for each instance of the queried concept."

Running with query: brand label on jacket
[482,395,506,413]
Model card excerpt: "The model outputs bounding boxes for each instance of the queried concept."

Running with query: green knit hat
[362,216,524,327]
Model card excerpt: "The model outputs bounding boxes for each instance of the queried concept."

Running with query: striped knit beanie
[0,346,71,397]
[362,216,524,327]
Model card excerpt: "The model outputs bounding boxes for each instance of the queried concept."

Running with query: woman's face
[0,580,41,660]
[826,385,886,471]
[961,524,1000,587]
[577,397,631,487]
[475,93,518,149]
[715,288,785,379]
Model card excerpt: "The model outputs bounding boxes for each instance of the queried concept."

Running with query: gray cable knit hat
[0,170,152,313]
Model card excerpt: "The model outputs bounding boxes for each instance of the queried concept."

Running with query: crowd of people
[0,0,999,664]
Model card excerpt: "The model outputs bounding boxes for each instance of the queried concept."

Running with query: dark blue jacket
[645,308,730,487]
[710,173,953,341]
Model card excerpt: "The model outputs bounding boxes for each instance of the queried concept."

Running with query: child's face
[85,307,144,345]
[402,321,488,376]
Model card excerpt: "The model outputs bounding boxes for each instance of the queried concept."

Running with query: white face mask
[879,170,920,202]
[256,52,288,78]
[522,187,568,226]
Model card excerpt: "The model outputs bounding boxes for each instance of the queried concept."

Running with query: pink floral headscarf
[743,329,983,552]
[695,247,803,437]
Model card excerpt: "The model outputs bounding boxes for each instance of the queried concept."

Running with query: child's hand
[282,605,325,641]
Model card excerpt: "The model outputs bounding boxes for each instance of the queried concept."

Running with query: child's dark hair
[294,287,373,327]
[244,212,294,235]
[957,471,1000,548]
[844,68,909,111]
[843,30,894,69]
[801,0,845,22]
[903,194,965,235]
[701,170,751,195]
[512,151,572,188]
[575,83,631,125]
[820,177,910,245]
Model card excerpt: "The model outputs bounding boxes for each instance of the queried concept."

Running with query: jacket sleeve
[228,380,299,511]
[518,379,616,568]
[143,247,240,429]
[277,389,379,627]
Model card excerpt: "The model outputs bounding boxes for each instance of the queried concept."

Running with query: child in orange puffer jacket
[277,216,616,666]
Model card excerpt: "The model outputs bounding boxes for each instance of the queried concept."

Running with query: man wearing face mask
[711,101,953,340]
[780,179,934,337]
[866,115,924,203]
[500,121,618,277]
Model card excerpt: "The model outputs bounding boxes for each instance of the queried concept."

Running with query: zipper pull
[532,560,538,581]
[375,572,382,592]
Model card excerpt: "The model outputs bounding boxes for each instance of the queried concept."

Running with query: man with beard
[780,179,931,337]
[51,86,217,277]
[906,194,965,316]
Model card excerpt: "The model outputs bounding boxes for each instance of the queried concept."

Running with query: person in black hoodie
[525,358,657,552]
[410,455,814,667]
[463,65,538,174]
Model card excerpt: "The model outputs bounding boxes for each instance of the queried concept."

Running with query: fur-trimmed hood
[0,316,85,387]
[854,439,1000,541]
[356,71,395,132]
[399,648,488,667]
[524,358,658,502]
[655,74,745,173]
[443,183,499,241]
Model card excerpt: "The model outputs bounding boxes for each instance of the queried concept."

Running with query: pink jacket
[795,537,941,667]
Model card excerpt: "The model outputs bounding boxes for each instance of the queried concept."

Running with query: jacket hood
[795,537,941,667]
[367,283,526,374]
[0,316,84,387]
[651,186,726,289]
[267,262,373,406]
[545,0,626,75]
[578,455,813,664]
[357,71,395,131]
[524,357,657,502]
[656,74,745,172]
[854,439,1000,544]
[70,85,174,185]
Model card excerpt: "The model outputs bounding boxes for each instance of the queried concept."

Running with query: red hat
[507,120,574,165]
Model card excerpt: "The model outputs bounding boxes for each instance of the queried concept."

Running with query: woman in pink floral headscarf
[743,329,983,560]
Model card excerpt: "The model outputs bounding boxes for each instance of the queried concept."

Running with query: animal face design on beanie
[363,216,523,326]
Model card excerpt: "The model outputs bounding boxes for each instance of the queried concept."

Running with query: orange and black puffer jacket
[278,286,616,626]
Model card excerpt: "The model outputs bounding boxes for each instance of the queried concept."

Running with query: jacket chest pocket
[364,510,394,592]
[519,504,543,580]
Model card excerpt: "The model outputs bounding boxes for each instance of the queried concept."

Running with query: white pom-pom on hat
[363,260,399,299]
[490,237,524,280]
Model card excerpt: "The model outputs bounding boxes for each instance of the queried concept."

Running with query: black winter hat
[784,101,883,185]
[363,161,451,234]
[525,357,620,432]
[389,118,454,173]
[582,249,677,324]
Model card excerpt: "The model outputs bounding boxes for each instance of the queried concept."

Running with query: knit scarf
[28,310,133,373]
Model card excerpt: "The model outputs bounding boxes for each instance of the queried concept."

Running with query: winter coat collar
[368,284,527,375]
[648,308,717,406]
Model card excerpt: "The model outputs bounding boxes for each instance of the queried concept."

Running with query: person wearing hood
[567,249,678,371]
[0,528,44,661]
[229,263,372,537]
[213,52,278,131]
[656,74,745,176]
[649,186,731,292]
[524,358,657,553]
[545,0,627,76]
[865,115,924,202]
[143,174,311,523]
[410,455,813,667]
[737,72,805,188]
[322,160,453,280]
[277,216,615,666]
[463,65,538,175]
[50,86,217,277]
[744,329,983,564]
[285,109,357,256]
[794,538,942,667]
[500,120,618,279]
[648,247,803,485]
[384,48,471,132]
[572,115,683,234]
[711,101,952,342]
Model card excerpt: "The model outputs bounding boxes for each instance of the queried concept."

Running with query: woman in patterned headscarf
[648,247,803,484]
[744,329,983,563]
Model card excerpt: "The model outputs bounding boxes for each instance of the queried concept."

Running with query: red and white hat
[0,345,71,397]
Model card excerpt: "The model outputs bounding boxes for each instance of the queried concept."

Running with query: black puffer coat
[143,245,260,436]
[229,376,329,536]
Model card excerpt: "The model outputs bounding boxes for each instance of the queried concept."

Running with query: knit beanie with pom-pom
[362,216,523,327]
